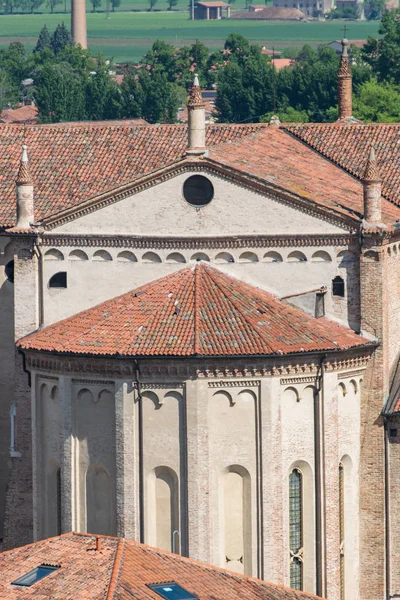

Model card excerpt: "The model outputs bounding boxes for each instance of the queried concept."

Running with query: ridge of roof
[107,538,125,600]
[17,263,371,359]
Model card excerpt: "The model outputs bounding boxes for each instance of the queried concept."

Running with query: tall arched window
[339,462,345,600]
[289,468,303,590]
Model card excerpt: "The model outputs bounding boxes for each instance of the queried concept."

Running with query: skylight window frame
[11,564,60,587]
[147,581,198,600]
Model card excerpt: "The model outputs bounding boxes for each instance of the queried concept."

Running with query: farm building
[193,1,230,19]
[231,6,305,18]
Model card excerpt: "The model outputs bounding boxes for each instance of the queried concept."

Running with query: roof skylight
[11,564,60,587]
[148,582,198,600]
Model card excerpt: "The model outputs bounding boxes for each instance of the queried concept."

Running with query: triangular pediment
[46,159,355,236]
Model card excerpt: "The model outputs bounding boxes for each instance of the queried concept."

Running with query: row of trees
[2,12,400,124]
[0,0,179,13]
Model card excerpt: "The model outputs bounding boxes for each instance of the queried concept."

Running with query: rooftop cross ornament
[340,24,349,38]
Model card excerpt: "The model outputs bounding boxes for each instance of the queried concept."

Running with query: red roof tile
[0,122,261,228]
[283,123,400,209]
[0,105,38,125]
[0,532,326,600]
[18,264,370,358]
[207,127,399,225]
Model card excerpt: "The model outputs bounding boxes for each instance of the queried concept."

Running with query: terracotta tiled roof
[0,532,326,600]
[18,264,370,358]
[231,7,305,19]
[207,126,399,225]
[0,121,261,228]
[0,105,38,125]
[283,123,400,208]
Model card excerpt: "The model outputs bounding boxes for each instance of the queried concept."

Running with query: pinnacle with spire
[362,146,381,182]
[338,38,351,78]
[16,145,33,186]
[188,74,205,108]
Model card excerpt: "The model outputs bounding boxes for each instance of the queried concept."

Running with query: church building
[1,40,400,600]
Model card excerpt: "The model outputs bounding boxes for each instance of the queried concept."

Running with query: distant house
[231,6,305,19]
[326,39,366,54]
[0,105,38,125]
[249,3,266,10]
[193,1,230,19]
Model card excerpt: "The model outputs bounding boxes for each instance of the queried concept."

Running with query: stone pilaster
[115,379,138,539]
[60,375,73,533]
[185,378,211,563]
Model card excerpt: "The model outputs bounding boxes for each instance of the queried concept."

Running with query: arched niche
[45,459,61,538]
[190,252,210,263]
[142,389,162,409]
[68,249,89,261]
[222,465,252,575]
[339,455,357,600]
[86,464,115,536]
[338,382,347,398]
[142,251,162,264]
[50,385,59,401]
[287,251,307,263]
[93,249,112,262]
[44,248,64,261]
[363,250,379,262]
[349,379,358,394]
[78,388,94,404]
[166,252,186,264]
[238,251,258,263]
[263,251,283,263]
[117,250,137,262]
[311,250,332,263]
[213,389,234,407]
[214,252,234,264]
[283,386,300,403]
[148,466,179,553]
[337,250,355,264]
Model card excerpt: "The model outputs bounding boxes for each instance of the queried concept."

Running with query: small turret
[362,147,382,225]
[338,38,352,120]
[186,74,206,156]
[16,145,34,229]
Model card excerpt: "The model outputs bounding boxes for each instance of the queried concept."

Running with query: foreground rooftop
[0,532,325,600]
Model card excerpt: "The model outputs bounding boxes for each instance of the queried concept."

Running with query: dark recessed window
[390,428,397,438]
[183,175,214,207]
[5,260,14,284]
[148,582,198,600]
[11,564,60,587]
[332,276,345,298]
[49,272,67,289]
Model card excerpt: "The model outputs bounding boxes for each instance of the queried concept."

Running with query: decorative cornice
[25,351,372,379]
[39,232,356,250]
[208,380,260,388]
[71,378,114,386]
[337,368,365,380]
[139,382,184,390]
[281,376,317,385]
[42,159,357,232]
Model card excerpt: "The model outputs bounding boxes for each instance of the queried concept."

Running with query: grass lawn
[0,12,380,62]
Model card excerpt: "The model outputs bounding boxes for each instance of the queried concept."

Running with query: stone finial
[16,144,34,228]
[16,145,33,186]
[186,74,206,156]
[362,146,383,225]
[269,114,281,127]
[188,73,205,109]
[362,146,381,182]
[338,38,352,120]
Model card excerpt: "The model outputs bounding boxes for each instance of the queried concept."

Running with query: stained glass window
[289,469,303,590]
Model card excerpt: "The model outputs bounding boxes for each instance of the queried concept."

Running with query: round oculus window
[183,175,214,207]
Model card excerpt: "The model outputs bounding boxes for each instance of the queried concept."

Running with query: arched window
[69,249,89,261]
[289,469,303,590]
[49,272,67,289]
[339,463,345,600]
[5,260,14,284]
[332,276,345,297]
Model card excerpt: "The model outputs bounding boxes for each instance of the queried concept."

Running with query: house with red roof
[0,44,400,600]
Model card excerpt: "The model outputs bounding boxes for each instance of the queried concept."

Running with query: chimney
[96,536,102,552]
[186,74,206,156]
[362,147,382,224]
[338,38,352,120]
[16,145,34,229]
[71,0,87,49]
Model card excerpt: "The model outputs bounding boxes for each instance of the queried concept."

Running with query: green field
[0,12,381,62]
